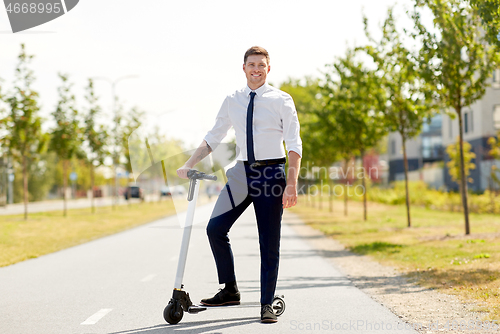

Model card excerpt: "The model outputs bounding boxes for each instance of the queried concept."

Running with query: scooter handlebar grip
[202,175,217,181]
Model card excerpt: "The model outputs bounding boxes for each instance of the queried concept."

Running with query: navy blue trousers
[206,161,286,305]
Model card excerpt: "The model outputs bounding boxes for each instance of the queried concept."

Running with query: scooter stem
[174,179,200,289]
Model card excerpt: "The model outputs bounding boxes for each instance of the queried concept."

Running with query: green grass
[0,200,178,267]
[291,195,500,320]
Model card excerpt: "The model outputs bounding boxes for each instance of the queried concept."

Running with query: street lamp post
[92,75,139,208]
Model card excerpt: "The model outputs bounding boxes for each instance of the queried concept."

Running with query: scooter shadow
[109,316,260,334]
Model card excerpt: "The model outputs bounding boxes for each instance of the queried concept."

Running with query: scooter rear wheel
[164,301,183,324]
[272,296,285,316]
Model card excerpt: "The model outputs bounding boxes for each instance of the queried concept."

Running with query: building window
[494,69,500,88]
[464,112,469,134]
[449,117,453,138]
[470,110,473,132]
[495,106,500,130]
[391,139,396,155]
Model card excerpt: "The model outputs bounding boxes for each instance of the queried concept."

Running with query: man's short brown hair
[244,46,270,65]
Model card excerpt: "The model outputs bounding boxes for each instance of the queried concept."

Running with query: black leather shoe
[261,304,277,323]
[200,288,240,306]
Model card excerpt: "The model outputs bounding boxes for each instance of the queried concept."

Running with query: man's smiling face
[243,54,270,90]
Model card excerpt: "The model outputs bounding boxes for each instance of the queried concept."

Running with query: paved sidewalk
[0,203,418,333]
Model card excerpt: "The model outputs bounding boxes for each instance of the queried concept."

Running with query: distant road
[0,194,170,216]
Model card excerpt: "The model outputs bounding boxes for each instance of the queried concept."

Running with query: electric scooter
[163,169,285,324]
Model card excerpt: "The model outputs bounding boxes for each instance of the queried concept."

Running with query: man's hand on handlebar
[177,165,192,179]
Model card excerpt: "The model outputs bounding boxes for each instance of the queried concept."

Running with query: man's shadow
[109,316,262,334]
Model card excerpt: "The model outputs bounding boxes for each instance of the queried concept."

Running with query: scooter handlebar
[186,170,217,201]
[187,169,217,181]
[201,174,217,181]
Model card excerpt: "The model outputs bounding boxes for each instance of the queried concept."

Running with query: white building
[388,73,500,192]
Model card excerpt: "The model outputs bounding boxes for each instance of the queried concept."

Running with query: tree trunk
[23,156,28,220]
[90,162,95,214]
[311,179,315,208]
[361,150,367,221]
[63,159,68,217]
[402,135,412,228]
[490,177,496,214]
[344,158,348,217]
[329,178,333,213]
[457,110,470,235]
[318,177,323,210]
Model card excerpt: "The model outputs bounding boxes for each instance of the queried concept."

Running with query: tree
[121,106,144,176]
[83,78,109,213]
[49,73,83,216]
[362,8,437,227]
[0,77,8,207]
[280,78,335,209]
[411,0,500,234]
[120,106,144,201]
[322,48,387,220]
[446,138,476,192]
[487,134,500,188]
[468,0,500,48]
[3,44,48,219]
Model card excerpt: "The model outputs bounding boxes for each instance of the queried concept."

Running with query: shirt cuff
[287,147,302,158]
[204,134,219,151]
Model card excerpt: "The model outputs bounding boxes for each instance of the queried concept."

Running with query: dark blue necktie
[246,91,257,165]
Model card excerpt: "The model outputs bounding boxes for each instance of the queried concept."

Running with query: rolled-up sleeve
[204,97,231,151]
[281,95,302,157]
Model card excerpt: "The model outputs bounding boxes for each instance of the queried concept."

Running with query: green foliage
[279,77,329,166]
[362,7,436,142]
[322,48,388,159]
[469,0,500,48]
[49,73,83,162]
[446,138,476,185]
[120,106,144,174]
[2,44,48,217]
[83,78,109,168]
[474,253,491,259]
[411,0,500,113]
[53,157,107,193]
[350,241,403,255]
[411,0,500,234]
[3,44,48,165]
[487,134,500,187]
[12,152,57,202]
[348,180,500,214]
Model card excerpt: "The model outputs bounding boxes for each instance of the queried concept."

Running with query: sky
[1,0,416,149]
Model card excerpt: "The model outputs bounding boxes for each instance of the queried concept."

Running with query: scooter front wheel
[164,301,183,324]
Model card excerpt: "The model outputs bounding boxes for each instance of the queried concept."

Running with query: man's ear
[267,65,271,73]
[243,64,246,72]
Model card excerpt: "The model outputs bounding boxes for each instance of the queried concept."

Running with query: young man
[177,46,302,323]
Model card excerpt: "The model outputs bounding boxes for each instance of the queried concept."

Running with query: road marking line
[141,274,157,282]
[81,308,112,325]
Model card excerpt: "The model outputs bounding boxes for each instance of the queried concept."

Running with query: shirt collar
[245,82,269,97]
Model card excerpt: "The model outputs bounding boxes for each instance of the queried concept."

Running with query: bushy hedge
[367,181,500,214]
[321,180,500,214]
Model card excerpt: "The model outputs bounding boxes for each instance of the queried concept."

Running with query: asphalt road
[0,195,165,216]
[0,203,418,334]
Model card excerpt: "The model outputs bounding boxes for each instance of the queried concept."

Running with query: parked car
[124,186,144,200]
[173,185,186,195]
[160,186,172,197]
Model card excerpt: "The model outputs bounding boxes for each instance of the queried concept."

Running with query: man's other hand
[282,184,297,208]
[177,165,192,179]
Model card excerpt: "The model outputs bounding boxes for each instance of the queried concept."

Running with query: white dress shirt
[204,83,302,161]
